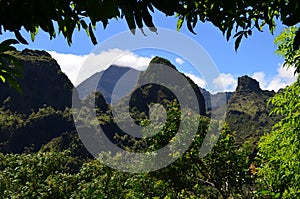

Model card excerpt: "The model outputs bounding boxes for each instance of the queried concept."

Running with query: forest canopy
[0,0,299,49]
[1,0,299,89]
[0,1,300,197]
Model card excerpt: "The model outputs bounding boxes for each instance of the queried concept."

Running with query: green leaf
[233,31,244,38]
[123,9,136,34]
[142,7,157,33]
[187,21,196,34]
[0,75,5,83]
[0,39,19,48]
[274,193,281,198]
[80,20,88,30]
[147,2,154,13]
[226,23,234,41]
[88,24,97,45]
[177,17,184,31]
[254,19,262,32]
[102,20,108,29]
[0,39,18,53]
[14,31,29,45]
[293,29,300,50]
[30,32,36,42]
[134,10,144,29]
[235,34,243,51]
[30,27,39,42]
[4,74,23,94]
[248,29,252,36]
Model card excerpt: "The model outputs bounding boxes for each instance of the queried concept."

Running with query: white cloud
[213,73,237,92]
[48,49,151,86]
[175,57,184,65]
[48,51,298,93]
[252,64,297,91]
[252,72,267,88]
[108,49,151,70]
[185,73,207,88]
[48,51,87,85]
[277,64,296,79]
[210,64,297,93]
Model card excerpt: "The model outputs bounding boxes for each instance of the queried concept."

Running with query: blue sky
[1,10,297,93]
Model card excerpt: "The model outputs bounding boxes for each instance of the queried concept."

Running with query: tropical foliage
[0,2,300,198]
[256,26,300,199]
[0,0,299,49]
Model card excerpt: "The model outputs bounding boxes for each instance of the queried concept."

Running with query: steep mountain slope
[77,65,141,104]
[199,87,234,112]
[79,57,206,115]
[126,56,206,116]
[0,49,75,114]
[0,49,79,154]
[225,75,278,143]
[0,50,280,156]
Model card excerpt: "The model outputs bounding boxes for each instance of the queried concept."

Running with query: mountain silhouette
[77,65,141,104]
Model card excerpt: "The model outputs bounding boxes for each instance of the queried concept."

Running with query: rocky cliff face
[0,49,79,154]
[128,56,206,116]
[225,75,277,144]
[0,49,75,114]
[236,75,261,93]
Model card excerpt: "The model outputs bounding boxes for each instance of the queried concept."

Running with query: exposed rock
[133,56,206,116]
[236,75,261,93]
[225,75,278,144]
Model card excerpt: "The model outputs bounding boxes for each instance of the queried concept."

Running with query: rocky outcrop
[130,56,206,116]
[236,75,261,93]
[225,76,277,144]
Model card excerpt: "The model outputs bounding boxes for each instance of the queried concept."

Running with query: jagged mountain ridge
[225,75,278,144]
[199,75,278,144]
[78,56,206,115]
[124,56,207,116]
[0,49,280,154]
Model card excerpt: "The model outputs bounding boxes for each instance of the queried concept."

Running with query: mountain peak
[149,56,177,70]
[236,75,262,93]
[20,49,51,58]
[0,50,73,114]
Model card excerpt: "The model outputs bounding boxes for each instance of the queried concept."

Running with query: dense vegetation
[0,50,253,198]
[1,32,298,198]
[255,26,300,199]
[0,0,299,197]
[0,109,255,198]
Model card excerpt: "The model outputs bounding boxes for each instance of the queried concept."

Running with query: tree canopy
[0,2,300,198]
[0,0,299,50]
[1,0,299,90]
[256,26,300,199]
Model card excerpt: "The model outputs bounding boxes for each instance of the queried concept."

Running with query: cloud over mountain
[49,49,151,85]
[49,50,297,92]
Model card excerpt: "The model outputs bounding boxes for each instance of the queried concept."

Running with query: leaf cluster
[0,0,300,49]
[256,26,300,198]
[0,39,22,92]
